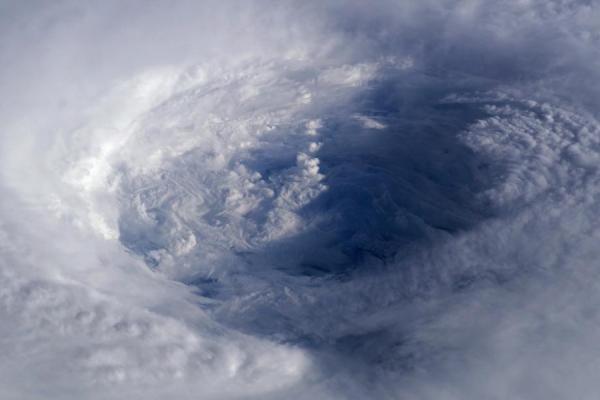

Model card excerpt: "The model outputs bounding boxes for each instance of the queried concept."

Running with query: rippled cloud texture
[1,1,600,399]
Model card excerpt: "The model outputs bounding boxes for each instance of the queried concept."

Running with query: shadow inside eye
[249,75,499,277]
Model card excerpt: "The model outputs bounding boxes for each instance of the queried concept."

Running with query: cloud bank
[2,1,600,399]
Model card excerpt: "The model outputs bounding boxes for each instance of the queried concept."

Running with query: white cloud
[3,0,600,399]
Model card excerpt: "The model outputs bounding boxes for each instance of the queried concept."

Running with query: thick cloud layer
[2,1,600,399]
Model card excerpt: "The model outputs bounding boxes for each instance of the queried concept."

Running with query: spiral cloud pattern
[1,1,600,399]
